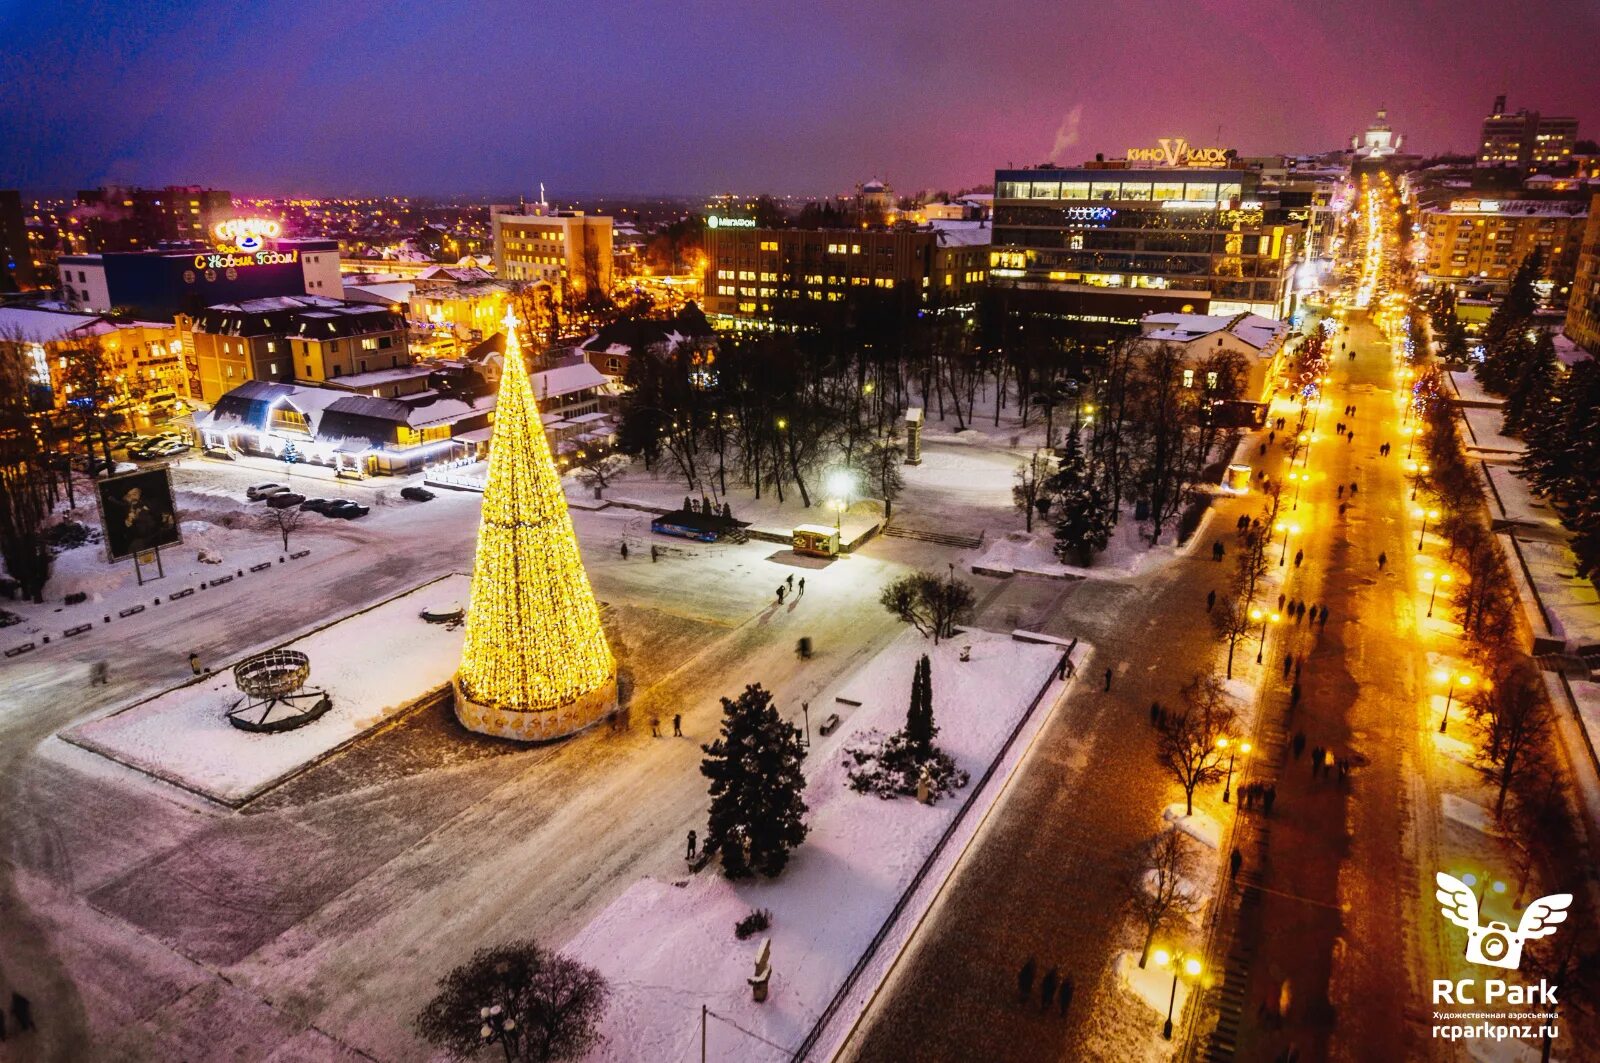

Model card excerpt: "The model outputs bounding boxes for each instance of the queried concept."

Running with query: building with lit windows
[58,237,343,320]
[1564,195,1600,355]
[72,186,233,252]
[701,223,988,325]
[0,190,34,289]
[178,295,409,405]
[989,161,1303,332]
[1131,310,1291,426]
[1478,97,1579,171]
[0,305,180,412]
[1417,198,1588,300]
[491,208,612,298]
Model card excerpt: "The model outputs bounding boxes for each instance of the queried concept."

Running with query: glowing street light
[1275,521,1300,566]
[825,469,855,534]
[1435,669,1473,733]
[1286,470,1305,510]
[1415,507,1440,552]
[1422,569,1453,618]
[1405,461,1431,501]
[1217,736,1252,803]
[1151,947,1204,1040]
[1251,608,1281,664]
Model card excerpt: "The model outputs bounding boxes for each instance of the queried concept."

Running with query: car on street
[324,500,370,519]
[299,497,334,513]
[88,459,138,477]
[265,492,306,509]
[400,486,435,502]
[246,483,290,500]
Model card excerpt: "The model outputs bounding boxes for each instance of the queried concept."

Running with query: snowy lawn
[968,519,1177,581]
[561,627,1064,1062]
[1458,405,1522,457]
[61,573,470,805]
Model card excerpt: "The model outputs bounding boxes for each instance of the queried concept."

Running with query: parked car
[89,459,139,477]
[324,500,370,519]
[299,497,334,513]
[265,492,306,509]
[246,483,290,501]
[400,486,435,502]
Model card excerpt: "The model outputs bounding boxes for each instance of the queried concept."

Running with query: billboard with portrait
[96,466,183,562]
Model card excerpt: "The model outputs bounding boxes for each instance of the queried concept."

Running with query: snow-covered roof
[332,364,436,389]
[1139,311,1289,352]
[1555,332,1593,368]
[344,281,415,305]
[930,220,992,247]
[0,306,113,345]
[532,362,608,400]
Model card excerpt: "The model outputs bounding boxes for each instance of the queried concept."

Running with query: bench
[818,713,842,736]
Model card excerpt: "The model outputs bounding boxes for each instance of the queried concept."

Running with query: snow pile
[1162,804,1221,850]
[62,574,470,805]
[562,628,1062,1062]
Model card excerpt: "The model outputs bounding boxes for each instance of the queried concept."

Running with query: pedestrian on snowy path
[1058,975,1074,1016]
[798,577,805,595]
[1283,654,1293,679]
[786,574,794,589]
[1378,551,1388,570]
[1350,482,1358,495]
[10,994,31,1032]
[1290,682,1302,709]
[1019,957,1037,1001]
[188,652,202,675]
[1040,968,1058,1011]
[1206,589,1216,612]
[1104,667,1113,692]
[1264,787,1277,814]
[673,713,682,736]
[90,661,109,686]
[1319,606,1329,627]
[1347,431,1355,445]
[1213,540,1225,561]
[776,585,786,603]
[1150,701,1161,725]
[1230,848,1243,878]
[1294,548,1304,569]
[651,544,659,562]
[649,715,660,737]
[686,830,697,859]
[1293,732,1306,758]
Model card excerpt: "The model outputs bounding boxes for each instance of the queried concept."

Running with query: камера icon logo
[1436,872,1572,970]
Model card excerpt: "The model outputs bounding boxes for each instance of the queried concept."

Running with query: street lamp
[1286,470,1304,511]
[826,469,854,535]
[1405,461,1431,501]
[1151,947,1204,1040]
[1422,569,1453,618]
[1275,521,1299,566]
[479,1003,517,1063]
[1251,608,1280,664]
[1217,736,1251,803]
[1414,507,1440,552]
[1405,424,1420,459]
[1435,668,1473,733]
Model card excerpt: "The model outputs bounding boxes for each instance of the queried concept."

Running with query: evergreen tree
[701,684,809,879]
[1502,331,1558,437]
[1523,360,1600,578]
[904,654,936,754]
[1048,425,1117,564]
[1476,249,1544,394]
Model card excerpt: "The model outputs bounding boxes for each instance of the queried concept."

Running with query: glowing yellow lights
[1185,958,1203,977]
[454,311,616,739]
[1152,948,1171,967]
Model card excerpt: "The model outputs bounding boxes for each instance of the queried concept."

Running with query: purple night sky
[2,0,1596,198]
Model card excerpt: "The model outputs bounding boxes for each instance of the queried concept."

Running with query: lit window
[1182,369,1195,388]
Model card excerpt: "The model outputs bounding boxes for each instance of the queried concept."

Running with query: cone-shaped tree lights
[453,311,616,740]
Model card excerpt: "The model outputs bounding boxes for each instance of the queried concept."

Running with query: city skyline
[2,0,1598,197]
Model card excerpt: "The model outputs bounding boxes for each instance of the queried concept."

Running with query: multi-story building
[72,185,233,252]
[492,208,612,298]
[1565,195,1600,355]
[1478,97,1579,171]
[701,223,989,325]
[1417,197,1588,300]
[0,305,181,412]
[989,159,1303,332]
[58,233,342,321]
[179,295,409,404]
[0,190,35,289]
[1132,311,1291,426]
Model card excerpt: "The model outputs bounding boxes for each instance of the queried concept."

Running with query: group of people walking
[1017,958,1074,1016]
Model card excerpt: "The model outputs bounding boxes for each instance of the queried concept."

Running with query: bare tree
[1127,828,1202,967]
[1012,450,1053,533]
[1156,673,1238,815]
[260,505,303,552]
[856,427,905,521]
[59,338,121,476]
[415,940,609,1062]
[574,452,628,498]
[1210,598,1253,679]
[1470,654,1553,816]
[880,569,976,644]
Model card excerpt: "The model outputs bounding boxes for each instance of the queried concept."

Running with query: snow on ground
[61,573,469,805]
[1441,794,1503,837]
[1447,371,1503,408]
[968,518,1173,581]
[562,627,1062,1062]
[1161,805,1222,850]
[1458,405,1522,457]
[1115,948,1193,1021]
[1431,730,1478,767]
[1481,465,1564,535]
[1514,538,1600,646]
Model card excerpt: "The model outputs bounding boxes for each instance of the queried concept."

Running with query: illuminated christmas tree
[454,311,616,740]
